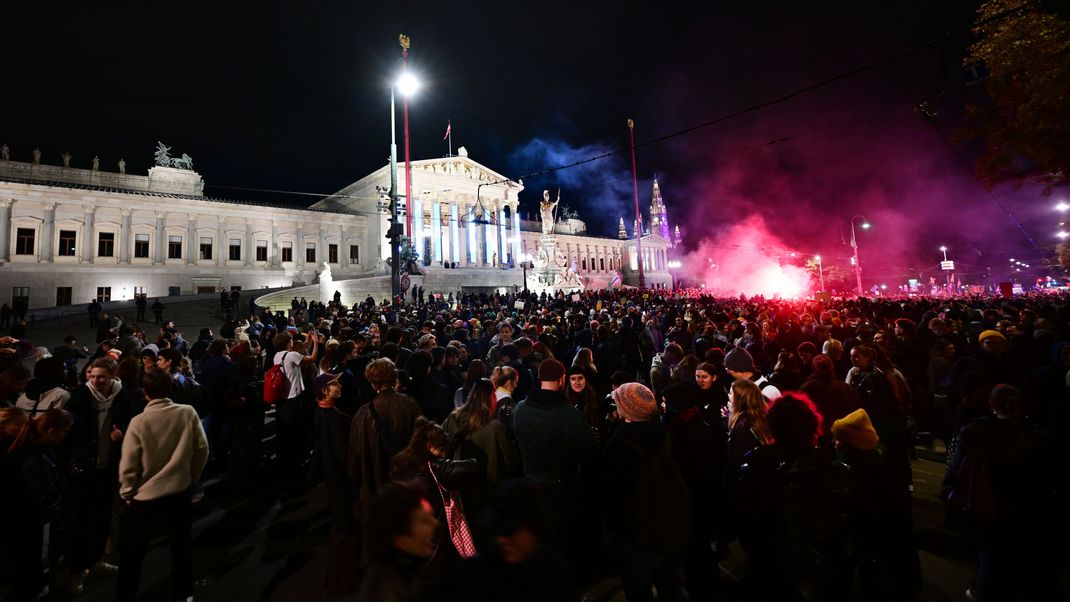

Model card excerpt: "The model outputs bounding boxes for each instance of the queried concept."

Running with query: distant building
[0,147,672,309]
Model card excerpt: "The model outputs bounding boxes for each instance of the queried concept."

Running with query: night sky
[4,2,1062,287]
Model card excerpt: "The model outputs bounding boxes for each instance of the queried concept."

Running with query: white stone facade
[1,151,669,310]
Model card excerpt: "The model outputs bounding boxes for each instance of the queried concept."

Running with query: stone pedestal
[528,234,584,295]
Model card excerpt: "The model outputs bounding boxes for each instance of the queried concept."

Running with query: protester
[116,368,209,601]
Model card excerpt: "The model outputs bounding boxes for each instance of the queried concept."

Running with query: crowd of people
[1,286,1068,601]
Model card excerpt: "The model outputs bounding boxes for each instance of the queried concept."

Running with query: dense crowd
[1,287,1068,601]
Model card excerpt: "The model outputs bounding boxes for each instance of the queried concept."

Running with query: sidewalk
[7,288,290,352]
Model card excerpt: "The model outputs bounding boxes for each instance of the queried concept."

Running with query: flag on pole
[443,120,451,140]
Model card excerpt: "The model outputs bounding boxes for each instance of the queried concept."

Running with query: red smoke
[681,215,812,297]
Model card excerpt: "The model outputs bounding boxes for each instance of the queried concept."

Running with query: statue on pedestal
[61,152,72,168]
[539,189,559,235]
[1,144,9,161]
[118,158,126,174]
[32,148,42,165]
[91,156,100,171]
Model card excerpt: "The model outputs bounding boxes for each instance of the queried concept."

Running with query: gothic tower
[649,177,671,244]
[618,217,628,239]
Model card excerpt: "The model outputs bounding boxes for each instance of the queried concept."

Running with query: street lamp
[849,215,870,297]
[519,252,532,293]
[387,34,419,303]
[815,255,824,292]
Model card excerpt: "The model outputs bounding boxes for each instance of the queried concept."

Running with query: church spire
[618,217,627,239]
[649,176,671,244]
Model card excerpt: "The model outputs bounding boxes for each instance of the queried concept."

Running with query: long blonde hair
[728,379,772,444]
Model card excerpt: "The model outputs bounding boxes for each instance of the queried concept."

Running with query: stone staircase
[253,266,527,311]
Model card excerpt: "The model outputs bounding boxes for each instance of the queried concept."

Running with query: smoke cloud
[506,137,639,237]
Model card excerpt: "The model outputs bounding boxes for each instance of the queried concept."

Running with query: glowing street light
[387,34,420,302]
[940,246,948,261]
[1058,231,1069,239]
[1056,202,1070,212]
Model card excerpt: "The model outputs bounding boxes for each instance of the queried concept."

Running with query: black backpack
[368,397,409,471]
[623,435,692,558]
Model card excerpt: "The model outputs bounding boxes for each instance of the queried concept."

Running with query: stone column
[270,220,279,267]
[155,212,166,264]
[246,219,254,267]
[186,214,197,265]
[319,224,327,267]
[119,209,131,263]
[296,223,305,270]
[0,198,11,262]
[217,216,226,267]
[41,203,56,262]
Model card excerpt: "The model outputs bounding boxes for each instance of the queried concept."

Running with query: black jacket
[64,383,135,475]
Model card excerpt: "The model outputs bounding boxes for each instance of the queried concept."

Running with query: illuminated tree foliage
[1057,241,1070,270]
[961,1,1070,191]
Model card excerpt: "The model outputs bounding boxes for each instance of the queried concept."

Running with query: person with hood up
[15,356,70,418]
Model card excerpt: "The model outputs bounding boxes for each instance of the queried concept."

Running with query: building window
[134,234,149,258]
[350,245,360,264]
[96,286,111,302]
[199,237,213,260]
[167,235,182,259]
[58,230,77,256]
[168,286,181,296]
[328,243,338,264]
[281,241,293,263]
[229,239,241,261]
[600,258,605,271]
[582,258,587,271]
[133,286,145,296]
[15,228,34,255]
[305,243,316,263]
[98,232,115,257]
[12,287,29,307]
[256,240,267,262]
[56,287,72,306]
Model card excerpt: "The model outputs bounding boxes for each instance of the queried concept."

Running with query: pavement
[3,300,1069,601]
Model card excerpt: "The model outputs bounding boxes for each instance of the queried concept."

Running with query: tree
[959,1,1070,191]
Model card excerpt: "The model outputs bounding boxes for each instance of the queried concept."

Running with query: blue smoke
[506,137,643,237]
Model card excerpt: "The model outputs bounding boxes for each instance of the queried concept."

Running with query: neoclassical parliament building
[0,146,676,310]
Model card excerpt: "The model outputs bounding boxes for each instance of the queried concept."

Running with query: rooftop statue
[539,189,559,235]
[1,144,9,161]
[154,142,194,170]
[154,142,172,166]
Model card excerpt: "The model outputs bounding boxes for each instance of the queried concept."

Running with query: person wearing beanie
[724,346,781,400]
[833,408,922,600]
[601,381,690,602]
[511,358,598,575]
[512,359,596,486]
[831,408,879,451]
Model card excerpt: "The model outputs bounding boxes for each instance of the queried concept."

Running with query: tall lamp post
[387,35,419,303]
[815,255,824,292]
[849,215,870,297]
[519,252,532,293]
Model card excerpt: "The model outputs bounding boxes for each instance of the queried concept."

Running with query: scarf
[88,379,123,467]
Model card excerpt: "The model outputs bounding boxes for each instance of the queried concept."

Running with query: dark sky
[4,1,1062,285]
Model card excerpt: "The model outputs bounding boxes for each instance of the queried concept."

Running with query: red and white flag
[443,120,451,140]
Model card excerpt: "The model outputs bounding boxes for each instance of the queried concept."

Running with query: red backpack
[263,353,292,404]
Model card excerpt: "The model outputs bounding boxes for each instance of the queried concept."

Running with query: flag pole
[448,121,452,157]
[628,118,645,289]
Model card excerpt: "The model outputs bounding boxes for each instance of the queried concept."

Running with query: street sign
[940,261,955,271]
[400,274,411,293]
